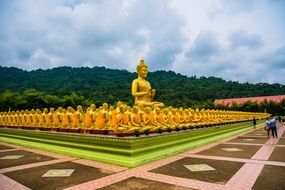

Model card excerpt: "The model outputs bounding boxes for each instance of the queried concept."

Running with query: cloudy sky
[0,0,284,84]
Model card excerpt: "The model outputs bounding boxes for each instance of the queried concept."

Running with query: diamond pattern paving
[42,169,75,177]
[197,144,261,159]
[5,161,114,190]
[150,157,244,184]
[0,124,284,190]
[253,165,285,190]
[99,177,196,190]
[0,155,24,160]
[0,144,15,150]
[0,150,54,169]
[228,136,269,144]
[268,147,285,162]
[221,148,243,152]
[184,164,216,172]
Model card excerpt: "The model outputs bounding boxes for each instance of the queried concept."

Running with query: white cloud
[0,0,284,84]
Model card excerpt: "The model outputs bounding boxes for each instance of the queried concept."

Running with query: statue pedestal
[0,120,259,167]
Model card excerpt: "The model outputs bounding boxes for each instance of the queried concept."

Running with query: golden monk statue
[132,59,164,108]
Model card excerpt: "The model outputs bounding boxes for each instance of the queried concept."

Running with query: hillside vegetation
[0,66,285,114]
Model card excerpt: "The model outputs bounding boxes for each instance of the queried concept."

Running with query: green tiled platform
[0,121,262,167]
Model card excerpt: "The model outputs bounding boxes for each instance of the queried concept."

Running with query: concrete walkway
[0,123,284,190]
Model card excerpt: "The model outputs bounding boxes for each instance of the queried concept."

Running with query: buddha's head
[116,101,123,108]
[103,103,108,110]
[43,108,48,114]
[144,107,151,114]
[57,107,63,112]
[137,59,148,78]
[90,104,96,110]
[67,107,73,113]
[77,105,83,113]
[132,106,139,113]
[120,105,127,113]
[155,107,160,114]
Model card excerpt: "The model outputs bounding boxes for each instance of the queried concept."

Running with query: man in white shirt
[269,116,278,138]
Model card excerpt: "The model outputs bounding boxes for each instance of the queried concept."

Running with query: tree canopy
[0,66,284,115]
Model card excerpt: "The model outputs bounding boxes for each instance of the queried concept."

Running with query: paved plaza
[0,123,284,190]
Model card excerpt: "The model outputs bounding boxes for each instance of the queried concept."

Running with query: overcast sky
[0,0,284,84]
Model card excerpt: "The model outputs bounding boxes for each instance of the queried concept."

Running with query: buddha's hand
[151,89,156,97]
[144,88,152,96]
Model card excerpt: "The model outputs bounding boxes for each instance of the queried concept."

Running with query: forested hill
[1,66,285,107]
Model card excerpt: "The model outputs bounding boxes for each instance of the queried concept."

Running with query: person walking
[269,116,278,138]
[265,117,271,138]
[252,117,257,129]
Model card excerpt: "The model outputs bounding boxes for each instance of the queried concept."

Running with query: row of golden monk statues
[0,103,269,136]
[0,59,270,136]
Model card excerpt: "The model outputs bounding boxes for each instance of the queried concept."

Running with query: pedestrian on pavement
[253,117,257,129]
[269,116,278,138]
[265,117,271,138]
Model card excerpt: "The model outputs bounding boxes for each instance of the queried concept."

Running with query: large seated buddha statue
[132,59,164,108]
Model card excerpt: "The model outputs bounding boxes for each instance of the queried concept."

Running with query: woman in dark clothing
[253,117,257,129]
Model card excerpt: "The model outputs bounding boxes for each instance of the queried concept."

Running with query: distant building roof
[214,95,285,106]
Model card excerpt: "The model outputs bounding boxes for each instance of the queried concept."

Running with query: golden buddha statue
[132,59,164,108]
[71,105,84,130]
[53,107,63,130]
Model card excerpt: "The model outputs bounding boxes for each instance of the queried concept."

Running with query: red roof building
[214,95,285,106]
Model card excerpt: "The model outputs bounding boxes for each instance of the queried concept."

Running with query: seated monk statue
[20,110,26,127]
[61,108,73,130]
[152,107,168,132]
[25,110,33,128]
[11,111,17,127]
[84,104,96,130]
[140,107,154,133]
[46,108,55,129]
[132,59,164,108]
[53,107,63,130]
[6,112,12,127]
[41,108,49,128]
[116,105,131,133]
[71,105,84,130]
[192,108,201,123]
[95,103,109,130]
[33,109,40,128]
[177,108,188,129]
[108,105,117,132]
[167,108,179,130]
[16,111,21,127]
[128,106,143,132]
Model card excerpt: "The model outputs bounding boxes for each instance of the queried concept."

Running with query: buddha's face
[103,103,108,110]
[133,106,139,113]
[139,66,148,78]
[155,108,160,114]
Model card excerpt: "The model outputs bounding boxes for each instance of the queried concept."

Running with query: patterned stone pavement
[0,123,284,190]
